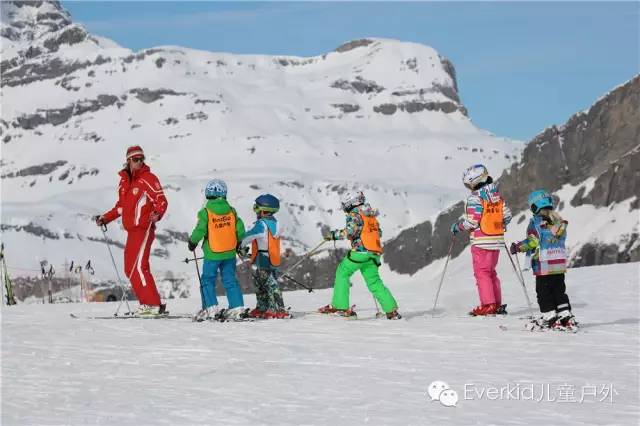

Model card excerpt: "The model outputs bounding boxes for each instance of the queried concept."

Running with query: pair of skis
[70,312,189,320]
[70,310,296,321]
[496,317,580,333]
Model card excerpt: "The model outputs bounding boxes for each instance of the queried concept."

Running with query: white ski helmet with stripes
[462,164,489,190]
[205,179,227,199]
[340,190,365,212]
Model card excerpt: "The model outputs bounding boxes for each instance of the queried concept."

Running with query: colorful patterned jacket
[331,204,381,253]
[515,210,568,276]
[453,182,512,250]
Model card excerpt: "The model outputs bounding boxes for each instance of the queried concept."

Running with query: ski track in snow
[2,261,638,425]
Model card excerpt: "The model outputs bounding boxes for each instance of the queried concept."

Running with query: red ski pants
[124,226,161,305]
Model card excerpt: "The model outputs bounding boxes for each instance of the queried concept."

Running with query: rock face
[499,76,640,212]
[383,204,469,275]
[1,1,72,44]
[570,145,640,209]
[385,76,640,274]
[1,0,91,63]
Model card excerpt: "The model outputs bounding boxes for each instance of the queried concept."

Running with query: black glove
[93,215,105,226]
[509,242,518,255]
[237,245,250,257]
[324,230,339,241]
[188,240,198,252]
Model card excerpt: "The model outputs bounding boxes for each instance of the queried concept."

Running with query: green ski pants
[331,251,398,313]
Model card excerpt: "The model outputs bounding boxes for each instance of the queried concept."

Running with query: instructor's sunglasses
[130,156,144,163]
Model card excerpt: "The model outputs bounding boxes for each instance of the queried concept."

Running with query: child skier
[239,194,289,319]
[451,164,512,316]
[188,179,247,321]
[510,190,577,331]
[319,191,400,319]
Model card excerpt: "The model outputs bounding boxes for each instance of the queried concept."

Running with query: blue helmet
[528,190,554,214]
[205,179,227,199]
[253,194,280,214]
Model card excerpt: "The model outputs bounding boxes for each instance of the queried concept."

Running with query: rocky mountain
[384,75,640,275]
[1,1,522,300]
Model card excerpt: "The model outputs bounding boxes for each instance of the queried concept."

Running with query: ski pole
[432,236,455,317]
[281,240,328,275]
[279,273,314,293]
[372,294,381,317]
[503,243,533,312]
[96,221,132,316]
[513,251,527,287]
[184,256,204,264]
[191,251,205,310]
[513,250,533,314]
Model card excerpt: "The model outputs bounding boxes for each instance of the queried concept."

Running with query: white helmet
[462,164,489,190]
[340,190,365,212]
[205,179,228,198]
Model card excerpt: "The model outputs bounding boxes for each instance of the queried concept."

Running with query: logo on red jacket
[133,188,139,195]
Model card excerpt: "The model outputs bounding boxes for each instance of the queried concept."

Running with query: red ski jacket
[102,164,168,231]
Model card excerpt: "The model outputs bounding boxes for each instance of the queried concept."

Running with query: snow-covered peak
[1,0,71,51]
[1,0,124,63]
[1,0,70,31]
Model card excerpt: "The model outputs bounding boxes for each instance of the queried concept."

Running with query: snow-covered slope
[2,260,638,425]
[0,1,521,297]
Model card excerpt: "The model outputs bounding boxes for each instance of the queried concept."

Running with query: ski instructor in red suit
[95,146,169,315]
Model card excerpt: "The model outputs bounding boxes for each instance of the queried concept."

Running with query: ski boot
[223,307,252,322]
[524,312,557,331]
[385,309,402,320]
[318,304,357,319]
[318,304,339,314]
[495,304,508,315]
[136,303,168,317]
[469,303,498,316]
[249,308,265,318]
[193,305,220,322]
[552,311,579,333]
[263,310,292,319]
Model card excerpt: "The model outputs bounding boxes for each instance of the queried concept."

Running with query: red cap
[126,145,144,160]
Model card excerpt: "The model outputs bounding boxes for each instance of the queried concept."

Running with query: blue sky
[63,1,639,141]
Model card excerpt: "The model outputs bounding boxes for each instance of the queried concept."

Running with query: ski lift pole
[39,261,46,304]
[0,244,5,305]
[47,265,53,304]
[1,245,17,306]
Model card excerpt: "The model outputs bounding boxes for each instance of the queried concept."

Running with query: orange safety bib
[207,210,237,253]
[479,199,505,236]
[250,224,281,267]
[359,213,383,254]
